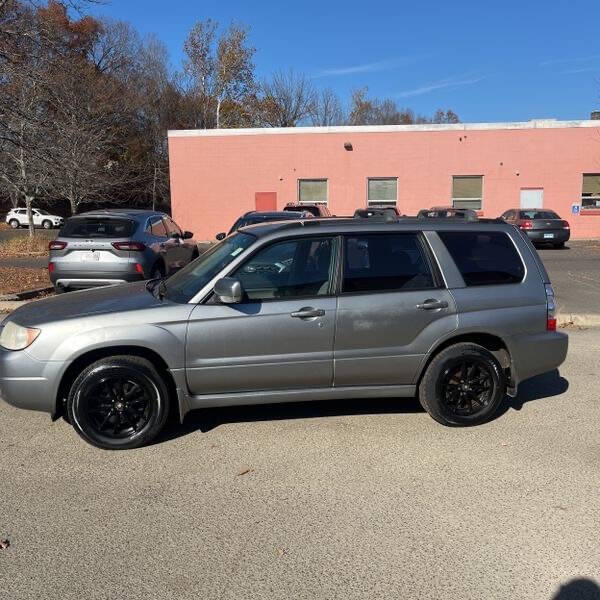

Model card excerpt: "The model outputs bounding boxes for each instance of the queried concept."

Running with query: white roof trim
[168,119,600,138]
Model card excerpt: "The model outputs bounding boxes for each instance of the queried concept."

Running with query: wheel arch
[55,345,179,421]
[415,332,513,390]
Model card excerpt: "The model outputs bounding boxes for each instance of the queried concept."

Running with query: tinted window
[60,218,134,238]
[150,218,167,237]
[343,233,435,293]
[438,231,524,286]
[234,237,336,300]
[519,210,559,220]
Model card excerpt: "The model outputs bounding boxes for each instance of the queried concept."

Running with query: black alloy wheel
[68,356,170,450]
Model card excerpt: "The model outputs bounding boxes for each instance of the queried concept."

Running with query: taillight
[49,241,67,250]
[112,241,146,251]
[135,263,144,274]
[562,220,570,229]
[520,220,533,230]
[545,284,556,331]
[48,262,55,273]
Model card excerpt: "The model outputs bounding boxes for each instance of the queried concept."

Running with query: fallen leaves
[0,539,9,550]
[0,267,50,295]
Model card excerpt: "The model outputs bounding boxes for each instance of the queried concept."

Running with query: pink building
[168,119,600,241]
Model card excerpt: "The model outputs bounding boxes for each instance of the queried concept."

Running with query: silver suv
[48,209,198,292]
[0,216,568,449]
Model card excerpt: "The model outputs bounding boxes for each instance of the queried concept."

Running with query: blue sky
[91,0,600,123]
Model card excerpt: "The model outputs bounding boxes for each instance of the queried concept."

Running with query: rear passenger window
[438,231,524,286]
[343,233,435,293]
[149,218,167,237]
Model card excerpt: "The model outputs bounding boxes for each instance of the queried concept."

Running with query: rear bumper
[0,346,62,415]
[525,229,570,244]
[510,331,568,385]
[50,268,144,290]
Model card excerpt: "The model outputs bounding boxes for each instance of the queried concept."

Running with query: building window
[582,174,600,210]
[452,175,483,210]
[298,179,328,205]
[367,177,397,206]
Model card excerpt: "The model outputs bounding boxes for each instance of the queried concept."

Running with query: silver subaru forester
[0,216,568,450]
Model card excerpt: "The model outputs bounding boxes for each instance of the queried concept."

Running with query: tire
[67,356,170,450]
[42,220,52,230]
[9,219,19,229]
[418,343,506,427]
[554,242,565,249]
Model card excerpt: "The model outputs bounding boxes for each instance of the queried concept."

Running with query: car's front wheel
[418,343,506,426]
[9,219,19,229]
[42,219,52,229]
[67,356,170,450]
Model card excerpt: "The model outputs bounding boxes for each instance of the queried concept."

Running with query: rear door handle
[290,307,325,319]
[416,299,448,310]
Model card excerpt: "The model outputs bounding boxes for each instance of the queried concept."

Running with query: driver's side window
[233,236,336,301]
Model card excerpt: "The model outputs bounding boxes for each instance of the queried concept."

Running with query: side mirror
[183,230,193,239]
[214,277,244,304]
[215,232,226,241]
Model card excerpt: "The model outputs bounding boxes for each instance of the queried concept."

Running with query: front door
[520,188,543,209]
[185,235,338,395]
[334,232,457,386]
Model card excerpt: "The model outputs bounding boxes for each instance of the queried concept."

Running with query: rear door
[334,232,457,386]
[148,216,178,273]
[163,217,192,267]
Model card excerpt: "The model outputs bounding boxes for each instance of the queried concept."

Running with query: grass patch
[0,234,52,256]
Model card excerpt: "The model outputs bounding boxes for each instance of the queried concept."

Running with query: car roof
[241,210,307,218]
[73,209,167,220]
[239,216,509,238]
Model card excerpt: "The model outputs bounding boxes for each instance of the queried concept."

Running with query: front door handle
[416,299,448,310]
[290,307,325,319]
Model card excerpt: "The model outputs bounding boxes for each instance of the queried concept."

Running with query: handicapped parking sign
[572,204,581,215]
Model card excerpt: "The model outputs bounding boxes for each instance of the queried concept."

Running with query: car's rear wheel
[9,219,19,229]
[67,356,170,450]
[554,242,565,249]
[42,219,52,229]
[418,343,506,426]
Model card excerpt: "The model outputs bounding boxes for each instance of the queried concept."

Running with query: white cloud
[396,75,485,98]
[314,58,418,78]
[540,54,600,67]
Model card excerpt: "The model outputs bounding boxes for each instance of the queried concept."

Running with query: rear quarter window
[438,231,525,286]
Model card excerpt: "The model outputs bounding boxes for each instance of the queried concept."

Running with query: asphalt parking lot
[0,328,598,600]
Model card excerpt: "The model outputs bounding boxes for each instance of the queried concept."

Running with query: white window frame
[581,173,600,210]
[367,177,398,207]
[297,179,328,205]
[452,175,483,210]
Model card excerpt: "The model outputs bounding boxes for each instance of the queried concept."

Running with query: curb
[0,286,54,302]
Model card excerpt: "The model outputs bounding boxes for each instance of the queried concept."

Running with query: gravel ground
[0,329,598,599]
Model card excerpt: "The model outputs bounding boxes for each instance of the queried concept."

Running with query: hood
[6,282,173,328]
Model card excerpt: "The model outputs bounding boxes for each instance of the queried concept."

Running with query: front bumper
[0,346,63,415]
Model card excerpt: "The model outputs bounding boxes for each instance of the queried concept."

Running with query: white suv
[5,208,64,229]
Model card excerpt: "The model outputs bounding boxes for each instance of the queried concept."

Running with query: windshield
[520,210,559,220]
[164,232,256,303]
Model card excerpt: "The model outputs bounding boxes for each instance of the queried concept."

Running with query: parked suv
[1,216,567,449]
[216,210,314,240]
[5,207,64,229]
[48,209,197,292]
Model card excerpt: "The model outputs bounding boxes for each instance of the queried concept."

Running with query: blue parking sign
[572,204,581,215]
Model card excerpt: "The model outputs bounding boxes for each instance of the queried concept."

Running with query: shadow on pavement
[157,369,568,441]
[552,578,600,600]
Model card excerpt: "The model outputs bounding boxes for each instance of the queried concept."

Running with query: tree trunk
[25,195,35,238]
[216,97,221,129]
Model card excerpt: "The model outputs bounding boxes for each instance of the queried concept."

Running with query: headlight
[0,321,40,350]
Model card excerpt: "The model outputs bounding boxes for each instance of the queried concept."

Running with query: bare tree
[310,87,345,126]
[256,69,316,127]
[183,19,255,129]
